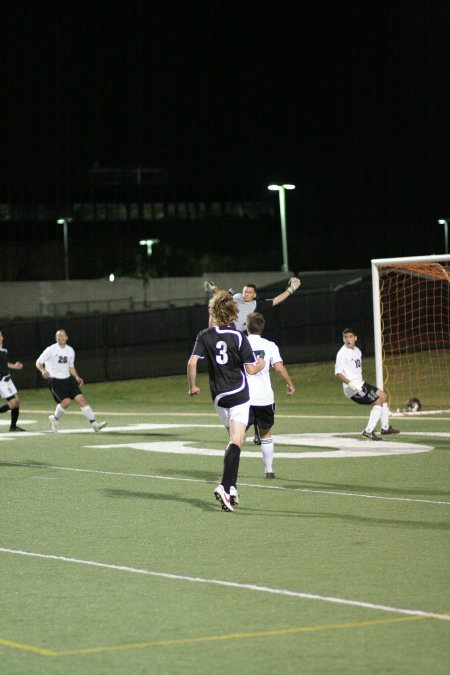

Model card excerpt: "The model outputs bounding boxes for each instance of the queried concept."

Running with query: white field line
[2,460,449,505]
[17,410,450,420]
[0,547,448,622]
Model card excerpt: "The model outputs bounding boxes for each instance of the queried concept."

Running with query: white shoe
[229,486,239,506]
[214,484,234,512]
[93,421,107,432]
[49,415,58,433]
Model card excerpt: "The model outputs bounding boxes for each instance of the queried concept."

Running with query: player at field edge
[334,327,400,440]
[36,329,107,433]
[0,330,25,431]
[187,291,265,512]
[245,312,295,479]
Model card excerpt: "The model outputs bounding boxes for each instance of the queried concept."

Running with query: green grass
[0,359,449,674]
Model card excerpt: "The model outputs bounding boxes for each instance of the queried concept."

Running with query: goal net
[371,255,450,414]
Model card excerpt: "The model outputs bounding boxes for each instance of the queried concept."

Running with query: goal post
[371,254,450,414]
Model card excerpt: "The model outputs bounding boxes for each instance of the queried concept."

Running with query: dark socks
[221,443,241,493]
[0,403,9,413]
[10,407,19,429]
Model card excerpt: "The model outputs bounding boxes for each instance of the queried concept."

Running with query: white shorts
[0,376,18,400]
[215,400,250,428]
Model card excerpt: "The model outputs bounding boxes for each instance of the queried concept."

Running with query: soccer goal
[371,254,450,414]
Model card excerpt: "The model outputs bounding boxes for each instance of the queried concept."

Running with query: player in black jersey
[0,330,25,432]
[188,291,265,511]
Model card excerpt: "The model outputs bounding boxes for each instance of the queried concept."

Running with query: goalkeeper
[335,327,400,441]
[203,276,301,446]
[203,276,301,332]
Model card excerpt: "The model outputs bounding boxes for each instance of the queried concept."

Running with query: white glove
[348,380,363,393]
[203,280,217,293]
[287,277,301,294]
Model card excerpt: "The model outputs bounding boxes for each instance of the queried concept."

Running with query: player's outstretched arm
[272,276,301,307]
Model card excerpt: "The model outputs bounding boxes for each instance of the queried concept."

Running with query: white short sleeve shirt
[246,333,282,405]
[334,344,363,391]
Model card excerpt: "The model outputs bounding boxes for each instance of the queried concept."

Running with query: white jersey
[246,333,282,405]
[36,343,75,379]
[334,344,363,391]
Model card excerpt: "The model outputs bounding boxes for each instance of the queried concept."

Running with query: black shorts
[49,376,82,403]
[247,403,275,431]
[351,381,379,405]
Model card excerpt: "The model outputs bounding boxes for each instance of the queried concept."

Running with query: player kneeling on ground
[335,328,399,440]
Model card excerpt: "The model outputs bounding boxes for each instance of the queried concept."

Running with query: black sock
[10,407,19,428]
[221,443,241,493]
[0,404,9,414]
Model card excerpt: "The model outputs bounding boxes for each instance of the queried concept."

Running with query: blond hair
[209,291,238,326]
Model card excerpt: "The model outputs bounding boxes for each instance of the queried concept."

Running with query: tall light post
[139,238,160,256]
[438,219,449,254]
[139,239,160,307]
[57,218,73,280]
[268,184,295,272]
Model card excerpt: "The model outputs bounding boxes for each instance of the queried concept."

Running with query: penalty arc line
[0,548,449,622]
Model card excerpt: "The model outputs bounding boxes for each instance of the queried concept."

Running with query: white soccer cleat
[49,415,58,433]
[229,486,239,506]
[93,421,107,432]
[214,484,234,512]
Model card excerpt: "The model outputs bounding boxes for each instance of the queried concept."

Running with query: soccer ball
[407,397,422,412]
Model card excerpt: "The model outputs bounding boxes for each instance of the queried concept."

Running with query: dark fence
[2,283,374,391]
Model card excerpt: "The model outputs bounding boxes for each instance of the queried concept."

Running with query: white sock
[54,404,65,420]
[381,403,390,430]
[261,437,274,473]
[81,405,95,423]
[366,405,382,433]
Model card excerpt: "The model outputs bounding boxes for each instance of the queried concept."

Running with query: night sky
[2,1,449,274]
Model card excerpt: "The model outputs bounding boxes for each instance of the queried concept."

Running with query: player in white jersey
[334,327,399,440]
[245,312,295,478]
[36,329,107,433]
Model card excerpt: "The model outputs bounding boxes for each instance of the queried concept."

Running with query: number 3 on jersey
[215,340,229,364]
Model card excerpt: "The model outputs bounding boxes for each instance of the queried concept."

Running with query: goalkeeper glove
[348,380,363,393]
[203,280,217,293]
[287,276,301,294]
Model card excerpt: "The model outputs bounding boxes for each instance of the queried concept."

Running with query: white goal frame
[371,254,450,413]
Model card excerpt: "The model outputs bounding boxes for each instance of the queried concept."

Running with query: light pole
[438,219,449,254]
[268,184,295,272]
[57,218,73,280]
[139,238,160,256]
[139,239,160,307]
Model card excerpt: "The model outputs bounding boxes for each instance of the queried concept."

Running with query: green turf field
[1,359,449,674]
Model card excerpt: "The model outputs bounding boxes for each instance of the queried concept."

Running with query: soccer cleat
[9,426,26,432]
[381,425,400,435]
[229,486,239,506]
[265,471,276,479]
[93,421,107,432]
[214,484,234,512]
[253,435,262,446]
[49,415,58,433]
[362,430,381,441]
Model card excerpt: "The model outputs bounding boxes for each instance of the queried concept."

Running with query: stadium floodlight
[268,184,295,272]
[139,239,160,256]
[57,218,73,280]
[371,254,450,414]
[438,219,449,254]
